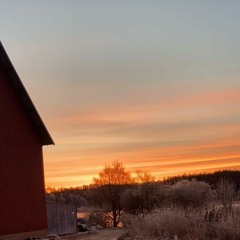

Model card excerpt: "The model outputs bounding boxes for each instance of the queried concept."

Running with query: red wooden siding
[0,65,47,234]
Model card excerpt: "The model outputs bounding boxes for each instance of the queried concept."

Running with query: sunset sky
[1,1,240,187]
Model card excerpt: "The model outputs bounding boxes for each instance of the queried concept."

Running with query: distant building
[0,42,54,240]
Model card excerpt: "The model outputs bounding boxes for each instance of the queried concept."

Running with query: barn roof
[0,42,54,145]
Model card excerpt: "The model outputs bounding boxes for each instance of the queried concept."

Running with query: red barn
[0,42,54,239]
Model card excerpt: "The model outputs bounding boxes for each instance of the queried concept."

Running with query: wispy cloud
[44,88,240,187]
[2,1,240,187]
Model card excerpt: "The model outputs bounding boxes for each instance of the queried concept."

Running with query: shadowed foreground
[63,229,123,240]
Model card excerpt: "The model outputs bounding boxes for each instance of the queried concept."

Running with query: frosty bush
[216,178,237,214]
[123,206,240,240]
[167,179,214,208]
[123,208,207,240]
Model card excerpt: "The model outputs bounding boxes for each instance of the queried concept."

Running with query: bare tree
[135,170,156,183]
[93,160,132,227]
[135,170,157,212]
[216,178,237,214]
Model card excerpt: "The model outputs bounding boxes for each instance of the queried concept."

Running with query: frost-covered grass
[122,206,240,240]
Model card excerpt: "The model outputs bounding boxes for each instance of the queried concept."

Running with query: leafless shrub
[123,206,240,240]
[216,178,237,214]
[123,208,207,240]
[206,206,240,240]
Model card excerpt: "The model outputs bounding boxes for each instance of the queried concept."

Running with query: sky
[1,1,240,188]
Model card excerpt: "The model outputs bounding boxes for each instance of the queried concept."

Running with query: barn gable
[0,42,54,145]
[0,42,54,239]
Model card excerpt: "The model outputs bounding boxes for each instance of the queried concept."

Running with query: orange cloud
[43,88,240,187]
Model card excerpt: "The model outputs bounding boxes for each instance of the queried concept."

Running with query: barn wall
[0,229,47,240]
[0,65,47,236]
[47,203,77,235]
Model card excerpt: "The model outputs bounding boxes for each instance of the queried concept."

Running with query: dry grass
[122,206,240,240]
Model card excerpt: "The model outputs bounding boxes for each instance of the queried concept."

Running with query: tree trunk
[112,210,118,227]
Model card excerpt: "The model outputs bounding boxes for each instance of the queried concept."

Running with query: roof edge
[0,41,54,145]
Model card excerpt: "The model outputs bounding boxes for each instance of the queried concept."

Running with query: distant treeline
[46,168,240,228]
[46,170,240,194]
[164,170,240,189]
[46,170,240,208]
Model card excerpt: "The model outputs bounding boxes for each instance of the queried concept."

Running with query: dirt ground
[62,229,124,240]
